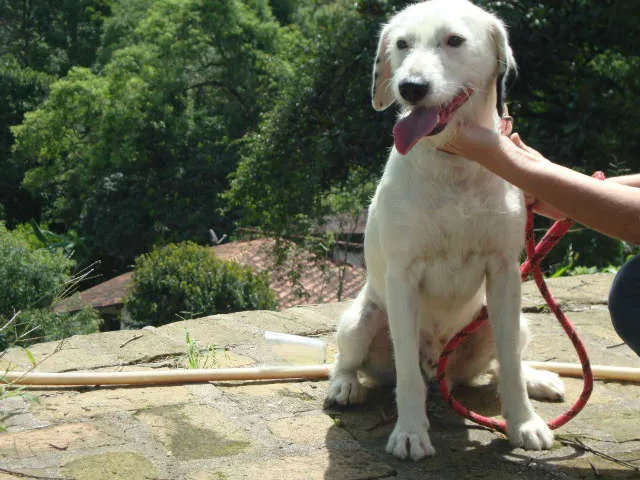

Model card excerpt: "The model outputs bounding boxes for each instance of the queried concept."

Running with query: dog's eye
[446,35,466,47]
[396,39,409,50]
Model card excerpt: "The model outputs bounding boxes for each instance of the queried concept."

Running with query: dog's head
[372,0,516,154]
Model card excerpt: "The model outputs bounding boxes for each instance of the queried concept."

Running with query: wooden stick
[2,361,639,387]
[2,365,332,386]
[525,361,640,383]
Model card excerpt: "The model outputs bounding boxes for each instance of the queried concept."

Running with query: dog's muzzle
[392,88,473,155]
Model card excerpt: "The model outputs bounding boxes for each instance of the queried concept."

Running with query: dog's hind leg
[522,363,565,401]
[518,318,565,401]
[327,284,385,405]
[490,316,565,401]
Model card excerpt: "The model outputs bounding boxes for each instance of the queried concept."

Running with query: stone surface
[61,452,159,480]
[0,274,639,479]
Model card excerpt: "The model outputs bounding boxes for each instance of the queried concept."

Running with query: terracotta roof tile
[56,239,365,313]
[55,271,133,313]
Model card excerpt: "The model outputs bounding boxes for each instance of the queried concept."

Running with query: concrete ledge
[1,274,639,479]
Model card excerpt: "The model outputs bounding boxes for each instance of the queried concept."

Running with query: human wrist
[471,133,513,168]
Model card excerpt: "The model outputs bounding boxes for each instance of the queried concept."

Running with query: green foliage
[5,307,103,348]
[320,167,376,226]
[269,0,299,24]
[478,1,640,177]
[0,225,73,312]
[0,224,101,350]
[0,57,53,227]
[123,242,277,329]
[0,0,110,228]
[0,0,110,75]
[184,329,218,369]
[3,0,640,280]
[500,0,640,269]
[547,229,639,277]
[11,0,287,276]
[228,0,640,272]
[226,0,406,235]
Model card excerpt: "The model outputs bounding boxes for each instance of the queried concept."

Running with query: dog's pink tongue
[392,107,439,155]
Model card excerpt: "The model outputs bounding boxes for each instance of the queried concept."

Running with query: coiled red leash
[437,172,604,433]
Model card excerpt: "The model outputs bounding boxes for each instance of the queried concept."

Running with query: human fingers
[437,142,462,156]
[509,133,533,152]
[509,133,547,161]
[510,132,523,148]
[439,125,501,159]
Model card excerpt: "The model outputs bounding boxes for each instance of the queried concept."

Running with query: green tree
[480,1,640,176]
[0,0,110,75]
[0,0,111,227]
[0,58,51,226]
[12,0,288,275]
[226,0,406,236]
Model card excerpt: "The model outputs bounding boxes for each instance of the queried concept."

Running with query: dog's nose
[399,80,430,104]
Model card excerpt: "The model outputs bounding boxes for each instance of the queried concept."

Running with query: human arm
[607,173,640,188]
[510,134,640,220]
[441,126,640,244]
[532,171,640,222]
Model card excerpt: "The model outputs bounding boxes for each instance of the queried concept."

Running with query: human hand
[509,133,546,162]
[441,104,511,157]
[439,124,503,159]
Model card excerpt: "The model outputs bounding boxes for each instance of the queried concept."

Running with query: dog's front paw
[326,373,367,405]
[507,414,554,450]
[386,419,436,460]
[524,366,565,402]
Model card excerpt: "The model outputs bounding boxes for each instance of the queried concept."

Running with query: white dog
[326,0,565,461]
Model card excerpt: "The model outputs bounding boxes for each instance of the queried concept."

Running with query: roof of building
[55,239,365,313]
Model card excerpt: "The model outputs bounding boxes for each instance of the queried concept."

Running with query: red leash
[437,172,604,432]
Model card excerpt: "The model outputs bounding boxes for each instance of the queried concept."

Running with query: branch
[181,80,249,114]
[559,436,640,472]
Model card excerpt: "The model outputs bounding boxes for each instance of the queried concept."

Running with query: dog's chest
[412,173,519,255]
[371,159,524,299]
[412,198,499,300]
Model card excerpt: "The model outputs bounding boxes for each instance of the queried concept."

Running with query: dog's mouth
[392,87,473,155]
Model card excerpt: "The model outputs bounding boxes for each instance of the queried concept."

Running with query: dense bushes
[123,242,277,329]
[0,225,102,350]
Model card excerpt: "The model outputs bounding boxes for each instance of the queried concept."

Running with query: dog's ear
[372,24,394,111]
[489,19,517,117]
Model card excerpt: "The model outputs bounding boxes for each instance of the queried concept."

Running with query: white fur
[327,0,564,461]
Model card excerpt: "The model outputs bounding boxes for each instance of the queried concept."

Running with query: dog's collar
[498,114,513,136]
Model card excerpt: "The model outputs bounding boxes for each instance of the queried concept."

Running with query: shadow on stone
[322,379,640,479]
